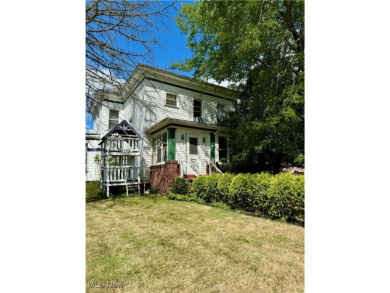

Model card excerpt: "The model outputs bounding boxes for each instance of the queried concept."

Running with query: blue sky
[86,1,194,130]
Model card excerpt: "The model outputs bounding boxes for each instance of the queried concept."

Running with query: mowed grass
[86,195,304,292]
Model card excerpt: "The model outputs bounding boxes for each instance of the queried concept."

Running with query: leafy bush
[205,173,222,202]
[169,172,304,223]
[167,192,205,204]
[247,173,272,213]
[86,181,100,197]
[169,177,190,195]
[217,173,235,203]
[267,173,305,221]
[210,201,230,210]
[192,176,208,199]
[228,174,252,210]
[149,185,159,194]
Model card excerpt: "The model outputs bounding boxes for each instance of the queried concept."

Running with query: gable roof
[99,120,142,145]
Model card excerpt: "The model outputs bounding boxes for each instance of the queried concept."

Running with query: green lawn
[86,195,304,292]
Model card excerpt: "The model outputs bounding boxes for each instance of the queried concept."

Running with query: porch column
[210,133,215,161]
[167,128,176,161]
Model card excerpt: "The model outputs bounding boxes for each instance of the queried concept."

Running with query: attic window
[109,110,119,129]
[166,93,177,106]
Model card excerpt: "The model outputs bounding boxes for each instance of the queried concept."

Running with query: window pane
[166,93,177,106]
[219,137,227,149]
[109,110,119,119]
[109,120,117,129]
[163,132,167,143]
[194,100,202,118]
[189,137,198,155]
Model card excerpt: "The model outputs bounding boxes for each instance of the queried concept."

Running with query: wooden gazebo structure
[99,120,149,197]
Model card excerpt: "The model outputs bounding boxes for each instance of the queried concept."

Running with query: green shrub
[267,173,305,221]
[192,176,208,199]
[210,201,230,210]
[247,173,272,213]
[149,185,159,194]
[217,173,235,203]
[228,174,252,209]
[205,173,222,202]
[169,177,190,195]
[86,181,100,197]
[167,192,205,204]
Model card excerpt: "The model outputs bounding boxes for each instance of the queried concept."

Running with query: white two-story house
[86,64,238,195]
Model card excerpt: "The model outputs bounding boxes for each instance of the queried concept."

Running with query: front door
[187,134,201,175]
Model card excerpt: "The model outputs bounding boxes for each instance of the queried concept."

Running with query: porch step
[184,174,196,179]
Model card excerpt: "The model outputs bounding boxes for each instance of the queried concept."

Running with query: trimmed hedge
[228,174,252,210]
[248,173,272,214]
[167,192,205,204]
[168,172,304,222]
[205,173,222,203]
[192,176,208,200]
[169,177,190,195]
[267,173,304,221]
[217,173,235,203]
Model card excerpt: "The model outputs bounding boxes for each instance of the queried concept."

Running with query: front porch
[146,119,229,194]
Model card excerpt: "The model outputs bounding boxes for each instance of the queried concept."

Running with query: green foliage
[119,192,137,198]
[217,173,235,203]
[169,177,190,195]
[149,185,159,194]
[192,176,208,199]
[205,173,222,202]
[167,192,205,204]
[267,173,305,221]
[210,201,230,210]
[86,181,100,197]
[247,173,272,214]
[169,172,304,223]
[173,0,304,172]
[86,181,105,201]
[228,174,252,210]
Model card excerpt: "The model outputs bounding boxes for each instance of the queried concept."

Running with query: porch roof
[145,118,229,135]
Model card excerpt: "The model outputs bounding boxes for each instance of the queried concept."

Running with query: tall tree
[172,0,304,173]
[86,0,175,114]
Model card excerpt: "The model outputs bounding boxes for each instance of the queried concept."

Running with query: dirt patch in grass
[86,195,304,292]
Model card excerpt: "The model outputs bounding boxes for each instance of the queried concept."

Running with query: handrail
[205,158,223,175]
[179,159,198,177]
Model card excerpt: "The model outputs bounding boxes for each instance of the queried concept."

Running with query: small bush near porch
[86,196,304,292]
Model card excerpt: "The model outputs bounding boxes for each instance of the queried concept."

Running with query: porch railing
[103,166,139,182]
[104,138,140,153]
[103,166,151,183]
[178,159,198,177]
[205,158,223,175]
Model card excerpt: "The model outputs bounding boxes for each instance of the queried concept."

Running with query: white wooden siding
[141,79,234,126]
[86,139,101,181]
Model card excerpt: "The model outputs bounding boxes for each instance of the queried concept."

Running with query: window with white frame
[109,109,119,129]
[151,132,168,165]
[166,93,177,106]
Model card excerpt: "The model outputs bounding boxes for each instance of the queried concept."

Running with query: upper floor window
[109,110,119,129]
[166,93,177,106]
[194,99,202,121]
[217,104,225,121]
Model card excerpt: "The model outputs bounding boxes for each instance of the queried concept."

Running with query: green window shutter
[210,133,215,160]
[167,128,176,160]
